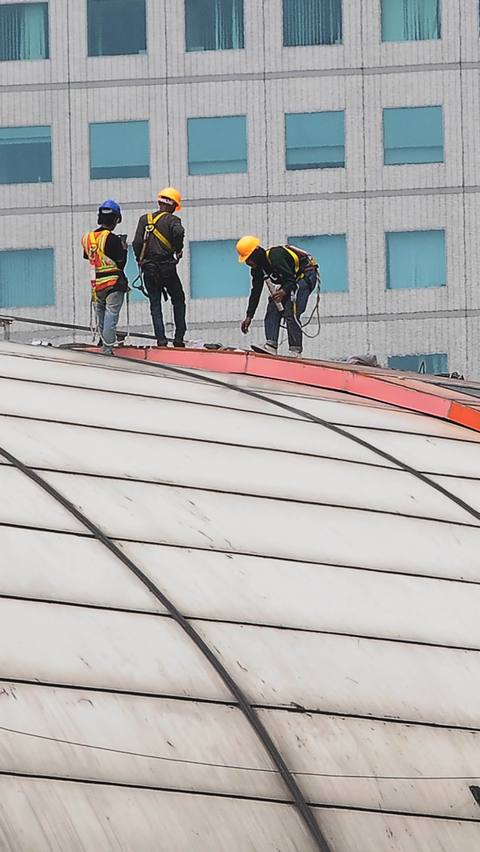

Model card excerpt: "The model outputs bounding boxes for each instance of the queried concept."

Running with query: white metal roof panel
[0,600,228,700]
[0,778,318,852]
[2,343,480,850]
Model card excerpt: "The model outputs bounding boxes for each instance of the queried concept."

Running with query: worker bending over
[236,236,317,357]
[133,187,186,347]
[82,199,127,356]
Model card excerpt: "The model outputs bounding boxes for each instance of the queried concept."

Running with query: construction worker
[236,236,317,357]
[132,187,186,347]
[81,200,128,356]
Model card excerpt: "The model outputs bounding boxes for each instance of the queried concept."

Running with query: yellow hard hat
[236,235,260,263]
[158,187,182,211]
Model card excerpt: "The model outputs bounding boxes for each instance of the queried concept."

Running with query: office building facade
[0,0,479,376]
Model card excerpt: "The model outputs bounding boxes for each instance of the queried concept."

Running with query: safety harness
[265,245,321,340]
[131,211,175,298]
[266,244,318,284]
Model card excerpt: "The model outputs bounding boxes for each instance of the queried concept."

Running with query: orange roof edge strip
[449,401,480,432]
[109,347,480,435]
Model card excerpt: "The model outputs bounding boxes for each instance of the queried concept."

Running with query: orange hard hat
[158,187,182,211]
[236,235,260,263]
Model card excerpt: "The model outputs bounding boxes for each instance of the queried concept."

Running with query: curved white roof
[1,342,480,851]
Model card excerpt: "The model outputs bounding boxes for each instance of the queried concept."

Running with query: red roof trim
[108,347,480,434]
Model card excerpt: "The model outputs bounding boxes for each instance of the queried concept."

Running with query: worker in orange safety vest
[82,199,128,355]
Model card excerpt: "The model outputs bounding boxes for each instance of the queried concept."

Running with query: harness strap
[146,212,173,252]
[266,245,301,275]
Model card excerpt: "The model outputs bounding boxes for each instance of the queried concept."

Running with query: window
[285,111,345,170]
[190,240,250,298]
[283,0,342,46]
[0,126,51,184]
[289,234,348,292]
[87,0,146,57]
[188,116,247,175]
[0,248,54,308]
[386,230,446,289]
[0,2,49,61]
[381,0,440,42]
[124,246,145,301]
[89,121,149,179]
[383,106,443,165]
[185,0,244,51]
[388,353,448,374]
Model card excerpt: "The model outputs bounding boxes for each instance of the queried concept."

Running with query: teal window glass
[383,106,443,165]
[124,246,145,301]
[185,0,244,51]
[190,240,250,298]
[289,234,348,292]
[386,230,446,289]
[381,0,440,41]
[0,3,49,61]
[0,126,51,184]
[0,248,54,308]
[188,116,247,175]
[90,121,149,179]
[285,111,345,170]
[87,0,146,56]
[283,0,342,46]
[388,353,448,374]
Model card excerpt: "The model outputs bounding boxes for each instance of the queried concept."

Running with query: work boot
[254,342,277,355]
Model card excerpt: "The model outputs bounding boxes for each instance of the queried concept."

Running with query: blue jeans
[143,260,186,346]
[264,270,315,352]
[96,289,124,355]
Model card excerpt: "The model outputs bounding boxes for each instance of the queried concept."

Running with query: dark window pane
[289,234,348,292]
[190,241,250,298]
[383,106,443,165]
[285,111,345,170]
[0,126,52,184]
[386,230,446,289]
[185,0,244,51]
[0,248,55,308]
[90,121,150,179]
[381,0,441,41]
[0,3,49,61]
[387,353,448,374]
[188,116,247,174]
[87,0,146,57]
[283,0,342,46]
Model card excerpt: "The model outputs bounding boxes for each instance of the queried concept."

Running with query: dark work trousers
[264,269,316,352]
[142,260,187,346]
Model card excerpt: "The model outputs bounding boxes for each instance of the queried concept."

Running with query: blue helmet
[98,199,122,222]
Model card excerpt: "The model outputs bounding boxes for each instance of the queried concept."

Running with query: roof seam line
[0,442,332,852]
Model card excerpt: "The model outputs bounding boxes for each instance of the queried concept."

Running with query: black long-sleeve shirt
[246,246,299,319]
[132,211,184,263]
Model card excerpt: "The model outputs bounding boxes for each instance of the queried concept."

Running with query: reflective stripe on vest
[146,212,173,252]
[81,229,120,291]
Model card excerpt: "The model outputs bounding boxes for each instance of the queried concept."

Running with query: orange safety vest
[81,229,121,291]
